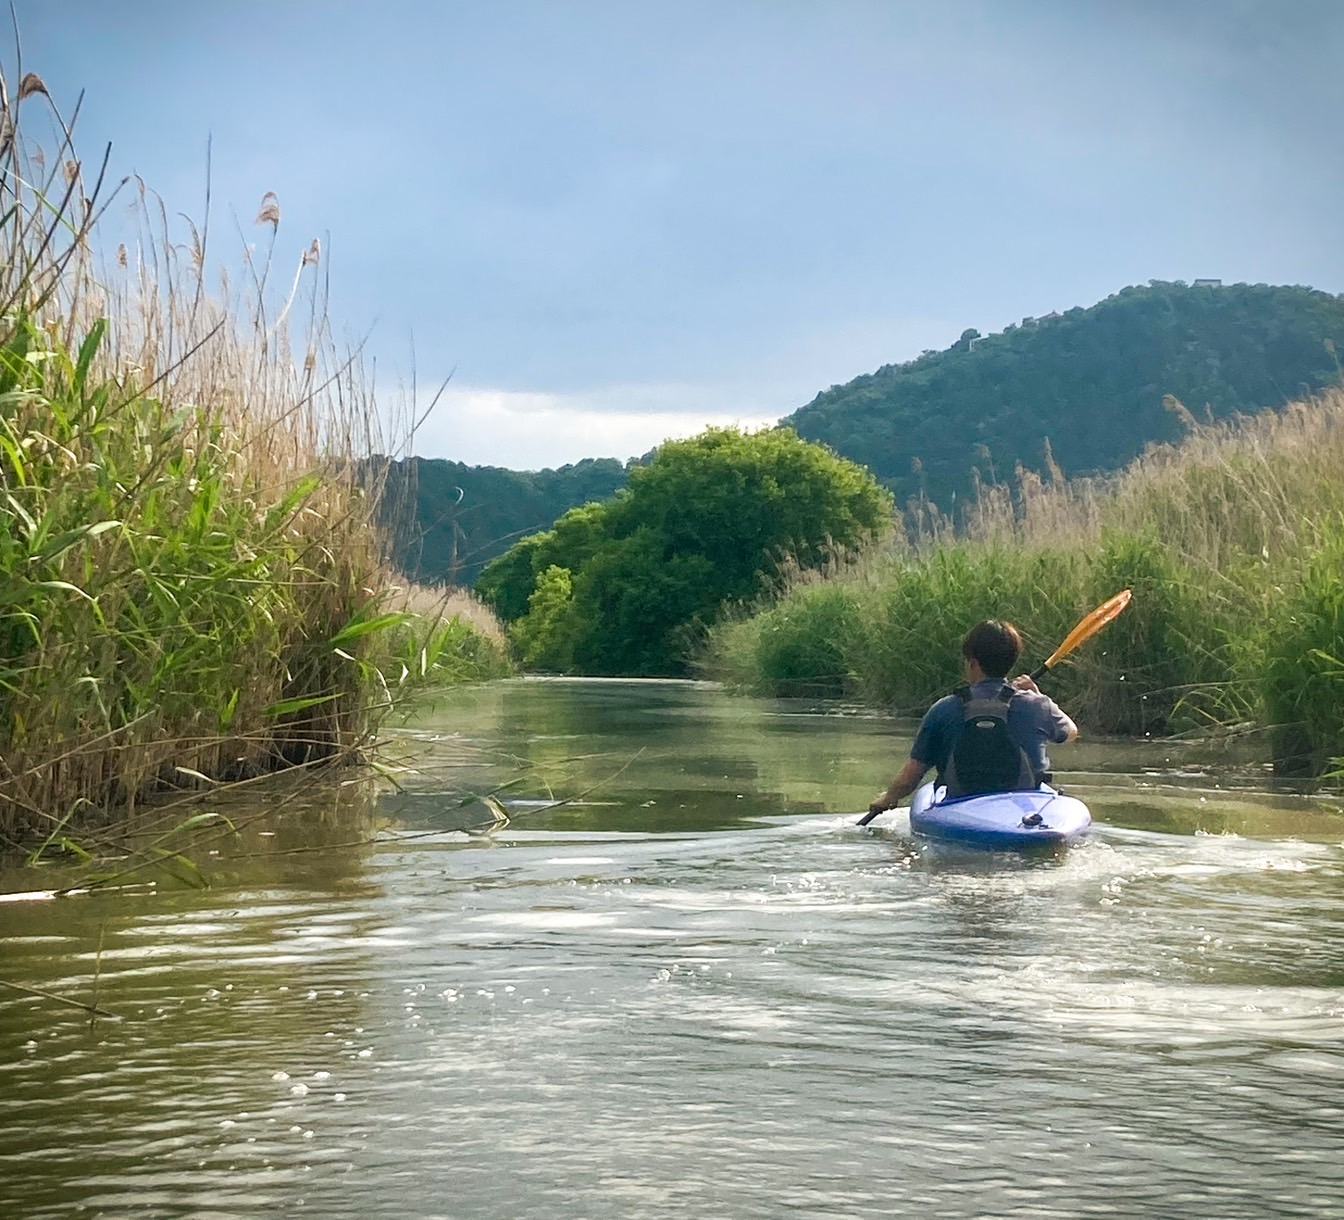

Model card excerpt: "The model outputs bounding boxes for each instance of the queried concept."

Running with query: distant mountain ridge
[395,281,1344,584]
[382,456,630,584]
[782,280,1344,508]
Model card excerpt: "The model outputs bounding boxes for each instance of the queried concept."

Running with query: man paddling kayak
[867,620,1077,818]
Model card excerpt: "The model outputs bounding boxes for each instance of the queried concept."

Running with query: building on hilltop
[1192,278,1223,287]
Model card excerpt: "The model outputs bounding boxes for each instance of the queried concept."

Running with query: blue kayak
[908,782,1092,849]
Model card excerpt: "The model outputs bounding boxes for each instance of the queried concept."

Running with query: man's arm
[868,757,929,816]
[1012,674,1078,742]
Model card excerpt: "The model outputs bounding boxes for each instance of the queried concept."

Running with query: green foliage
[1260,534,1344,775]
[706,535,1246,739]
[479,427,894,676]
[382,456,629,585]
[704,398,1344,775]
[1085,537,1231,736]
[372,604,513,690]
[621,426,892,581]
[844,548,1079,713]
[0,65,516,854]
[1071,532,1227,735]
[714,582,872,698]
[477,501,617,623]
[783,281,1344,512]
[538,501,618,573]
[0,319,330,819]
[511,565,577,671]
[568,531,720,676]
[475,535,544,621]
[0,309,513,846]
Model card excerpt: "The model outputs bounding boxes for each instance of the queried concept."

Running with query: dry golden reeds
[706,387,1344,768]
[0,68,506,851]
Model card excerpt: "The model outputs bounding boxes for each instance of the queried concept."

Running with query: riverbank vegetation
[0,74,506,851]
[477,427,893,675]
[705,391,1344,777]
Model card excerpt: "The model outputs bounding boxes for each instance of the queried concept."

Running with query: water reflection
[384,678,1342,842]
[1,678,1342,1218]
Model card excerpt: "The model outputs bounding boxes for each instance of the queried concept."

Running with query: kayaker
[867,620,1077,817]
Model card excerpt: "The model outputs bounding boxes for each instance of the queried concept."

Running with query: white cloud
[386,382,780,469]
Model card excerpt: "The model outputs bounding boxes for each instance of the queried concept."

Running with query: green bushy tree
[511,565,578,671]
[478,427,893,676]
[569,531,720,675]
[475,534,544,622]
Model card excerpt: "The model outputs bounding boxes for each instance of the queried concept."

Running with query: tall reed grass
[0,71,506,851]
[703,391,1344,775]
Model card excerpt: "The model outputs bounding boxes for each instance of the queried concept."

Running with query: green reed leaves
[0,69,509,851]
[703,391,1344,777]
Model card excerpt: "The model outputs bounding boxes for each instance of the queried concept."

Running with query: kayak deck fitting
[908,782,1092,849]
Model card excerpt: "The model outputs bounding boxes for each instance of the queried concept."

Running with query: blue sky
[18,1,1344,467]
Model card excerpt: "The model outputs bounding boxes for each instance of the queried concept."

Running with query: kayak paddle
[1026,588,1133,682]
[857,589,1133,827]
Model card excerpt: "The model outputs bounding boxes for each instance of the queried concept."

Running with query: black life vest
[943,683,1038,798]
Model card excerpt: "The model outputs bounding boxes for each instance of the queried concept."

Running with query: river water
[2,678,1342,1218]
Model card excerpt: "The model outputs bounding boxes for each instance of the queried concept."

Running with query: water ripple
[3,680,1342,1217]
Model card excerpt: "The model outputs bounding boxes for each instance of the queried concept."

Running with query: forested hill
[393,281,1344,585]
[782,281,1344,508]
[381,456,630,584]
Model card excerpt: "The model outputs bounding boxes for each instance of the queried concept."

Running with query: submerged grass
[0,71,507,852]
[702,391,1344,776]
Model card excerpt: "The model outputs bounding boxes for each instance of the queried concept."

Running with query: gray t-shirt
[910,680,1075,779]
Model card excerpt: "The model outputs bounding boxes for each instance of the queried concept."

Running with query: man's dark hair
[961,620,1022,679]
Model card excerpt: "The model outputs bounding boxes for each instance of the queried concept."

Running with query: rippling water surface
[2,678,1343,1218]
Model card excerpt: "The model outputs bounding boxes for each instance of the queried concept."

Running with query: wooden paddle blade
[1042,589,1132,671]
